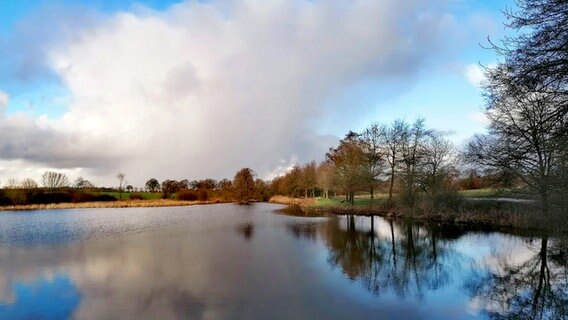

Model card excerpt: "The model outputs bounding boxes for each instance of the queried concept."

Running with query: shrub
[197,189,208,201]
[176,190,198,201]
[72,192,96,203]
[72,192,117,203]
[93,194,117,202]
[129,193,145,200]
[0,190,14,206]
[432,190,463,212]
[29,191,73,204]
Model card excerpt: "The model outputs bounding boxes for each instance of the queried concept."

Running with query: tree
[145,178,160,192]
[316,161,335,199]
[74,177,94,189]
[360,123,385,204]
[419,135,454,195]
[217,179,232,191]
[489,0,568,96]
[161,179,182,199]
[299,161,317,198]
[400,118,431,207]
[20,178,38,189]
[469,0,568,217]
[467,81,567,215]
[41,171,69,189]
[381,120,408,202]
[5,178,19,189]
[126,185,133,192]
[116,173,126,200]
[326,131,367,205]
[233,168,255,204]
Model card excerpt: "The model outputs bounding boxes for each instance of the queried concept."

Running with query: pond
[0,203,566,319]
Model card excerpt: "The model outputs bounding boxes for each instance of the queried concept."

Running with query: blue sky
[0,0,515,185]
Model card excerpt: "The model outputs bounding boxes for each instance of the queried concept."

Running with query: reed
[0,199,228,211]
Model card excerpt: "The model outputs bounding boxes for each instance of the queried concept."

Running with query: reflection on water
[286,215,568,319]
[0,203,566,319]
[466,236,568,319]
[0,274,80,320]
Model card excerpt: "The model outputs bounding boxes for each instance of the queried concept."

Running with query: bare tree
[361,123,385,205]
[42,171,69,189]
[466,80,567,215]
[419,135,454,194]
[117,173,126,200]
[400,118,431,206]
[5,178,19,189]
[470,0,568,216]
[381,120,408,202]
[20,178,38,189]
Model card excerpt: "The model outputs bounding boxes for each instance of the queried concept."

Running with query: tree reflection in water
[466,236,568,320]
[286,214,568,319]
[287,216,463,299]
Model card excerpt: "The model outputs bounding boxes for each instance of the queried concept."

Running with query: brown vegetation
[0,199,227,211]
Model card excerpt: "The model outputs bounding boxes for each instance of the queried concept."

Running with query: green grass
[90,192,163,200]
[313,197,385,207]
[459,188,499,198]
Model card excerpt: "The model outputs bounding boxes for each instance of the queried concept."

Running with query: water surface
[0,203,566,319]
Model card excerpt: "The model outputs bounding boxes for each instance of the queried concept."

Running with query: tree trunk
[370,187,374,207]
[531,237,548,317]
[388,166,395,201]
[540,190,549,217]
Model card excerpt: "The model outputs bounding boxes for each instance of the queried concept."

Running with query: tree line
[271,118,461,210]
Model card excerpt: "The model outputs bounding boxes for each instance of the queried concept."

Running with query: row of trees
[272,118,457,208]
[143,178,234,194]
[0,172,95,190]
[272,0,568,219]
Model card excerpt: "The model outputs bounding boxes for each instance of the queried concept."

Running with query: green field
[313,197,386,207]
[91,192,164,200]
[313,188,501,208]
[458,188,499,198]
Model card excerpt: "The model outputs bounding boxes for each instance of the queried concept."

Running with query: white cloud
[465,63,485,87]
[468,111,489,125]
[0,0,465,186]
[0,91,7,115]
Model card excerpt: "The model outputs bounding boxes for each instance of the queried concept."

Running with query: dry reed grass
[269,196,316,207]
[0,199,228,211]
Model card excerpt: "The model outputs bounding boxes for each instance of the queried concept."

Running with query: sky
[0,0,514,187]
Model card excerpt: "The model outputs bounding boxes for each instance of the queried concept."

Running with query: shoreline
[0,199,232,211]
[269,196,567,233]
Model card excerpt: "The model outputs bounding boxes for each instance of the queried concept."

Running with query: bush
[73,192,117,203]
[0,190,14,206]
[176,190,198,201]
[29,191,73,204]
[129,193,145,200]
[93,194,117,202]
[197,189,208,201]
[72,192,96,203]
[432,190,463,212]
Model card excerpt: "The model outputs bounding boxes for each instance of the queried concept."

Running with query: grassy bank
[0,199,229,211]
[270,195,567,232]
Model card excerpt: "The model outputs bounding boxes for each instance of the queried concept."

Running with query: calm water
[0,203,566,319]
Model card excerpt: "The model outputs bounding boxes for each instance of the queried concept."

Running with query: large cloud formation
[0,0,460,186]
